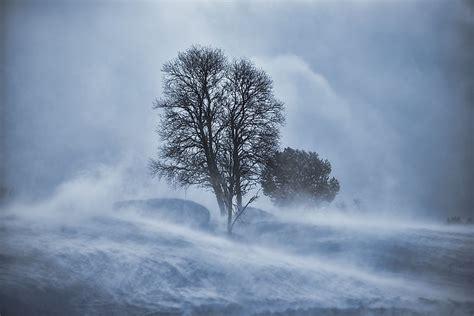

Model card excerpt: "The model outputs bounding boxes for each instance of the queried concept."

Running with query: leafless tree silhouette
[150,46,284,234]
[221,59,284,233]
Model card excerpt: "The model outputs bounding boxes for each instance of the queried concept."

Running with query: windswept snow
[0,201,473,315]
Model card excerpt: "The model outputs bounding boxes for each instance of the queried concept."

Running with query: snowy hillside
[0,200,473,315]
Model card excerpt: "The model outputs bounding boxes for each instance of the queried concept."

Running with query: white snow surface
[0,201,473,315]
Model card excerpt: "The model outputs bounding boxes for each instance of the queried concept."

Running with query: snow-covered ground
[0,202,473,315]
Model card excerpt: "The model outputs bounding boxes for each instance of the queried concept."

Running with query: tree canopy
[150,45,284,234]
[261,147,340,208]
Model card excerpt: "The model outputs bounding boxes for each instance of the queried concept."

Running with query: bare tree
[150,46,228,216]
[151,46,285,234]
[220,59,284,234]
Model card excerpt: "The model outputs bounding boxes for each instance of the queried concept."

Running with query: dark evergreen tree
[261,147,340,208]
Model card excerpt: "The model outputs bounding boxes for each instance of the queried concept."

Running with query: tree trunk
[208,158,227,217]
[227,207,233,235]
[225,195,233,235]
[211,182,227,216]
[233,146,243,215]
[236,181,243,211]
[214,191,227,217]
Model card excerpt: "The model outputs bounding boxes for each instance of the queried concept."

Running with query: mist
[1,0,472,217]
[1,0,473,315]
[1,167,473,314]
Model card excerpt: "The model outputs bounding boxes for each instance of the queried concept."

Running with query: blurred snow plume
[0,166,473,315]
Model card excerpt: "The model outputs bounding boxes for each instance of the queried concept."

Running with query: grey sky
[1,0,472,218]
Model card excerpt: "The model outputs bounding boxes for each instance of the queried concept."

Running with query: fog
[1,0,473,315]
[1,0,472,217]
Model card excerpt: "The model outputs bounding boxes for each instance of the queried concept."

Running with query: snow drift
[0,196,473,315]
